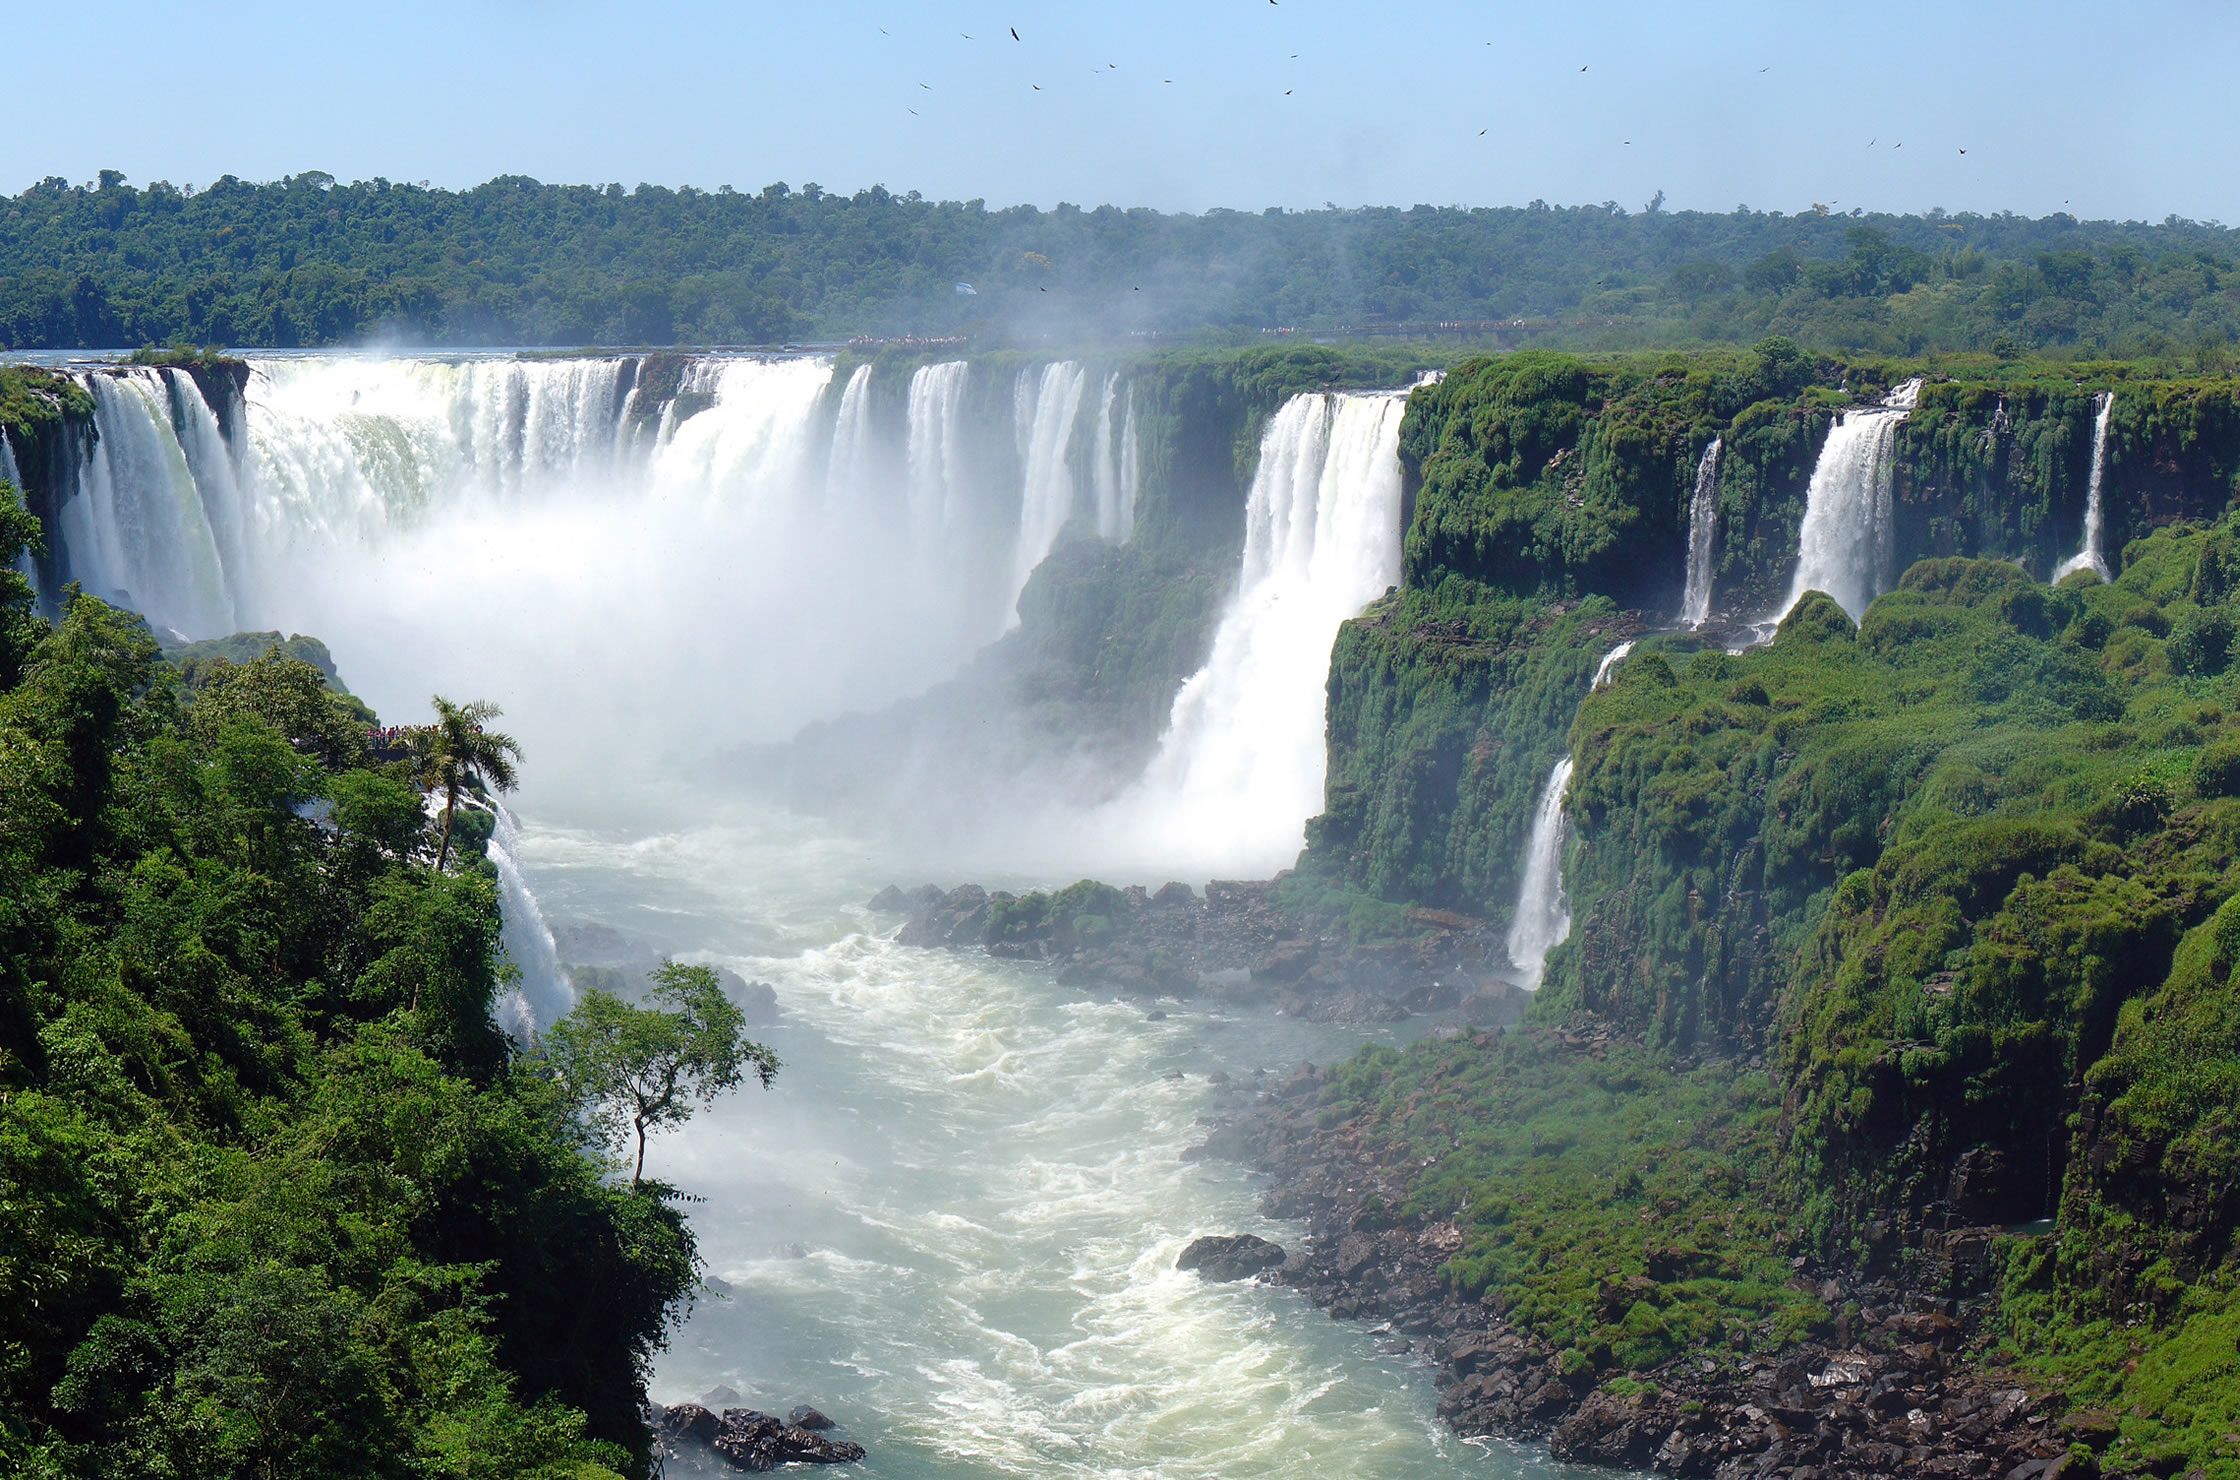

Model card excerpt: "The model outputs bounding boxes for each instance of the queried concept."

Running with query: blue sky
[25,0,2234,221]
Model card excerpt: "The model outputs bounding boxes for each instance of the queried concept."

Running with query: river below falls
[508,790,1607,1479]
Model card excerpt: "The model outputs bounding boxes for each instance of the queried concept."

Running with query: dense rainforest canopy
[6,171,2240,354]
[0,493,705,1478]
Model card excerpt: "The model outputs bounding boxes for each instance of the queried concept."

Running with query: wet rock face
[1176,1233,1287,1281]
[653,1403,865,1472]
[708,1408,867,1471]
[896,885,991,948]
[882,875,1531,1028]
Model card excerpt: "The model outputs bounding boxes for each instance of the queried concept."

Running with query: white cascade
[1505,630,1636,987]
[1089,372,1141,543]
[488,802,574,1035]
[905,360,970,535]
[1007,361,1089,617]
[1117,386,1142,541]
[1778,378,1923,622]
[1506,757,1575,989]
[1115,390,1409,877]
[1592,639,1636,688]
[826,363,877,503]
[2055,391,2116,582]
[62,370,236,636]
[241,355,638,547]
[1680,436,1722,626]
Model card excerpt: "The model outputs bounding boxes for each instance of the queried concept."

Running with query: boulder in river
[712,965,781,1027]
[653,1402,719,1445]
[710,1408,865,1469]
[1177,1233,1287,1281]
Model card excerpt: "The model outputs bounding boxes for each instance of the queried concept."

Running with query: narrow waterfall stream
[2055,391,2116,582]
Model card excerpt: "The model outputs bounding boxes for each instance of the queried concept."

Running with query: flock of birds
[881,19,1986,164]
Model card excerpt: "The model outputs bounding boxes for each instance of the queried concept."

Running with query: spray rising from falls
[1110,390,1408,878]
[1679,437,1722,626]
[1777,379,1923,623]
[2055,391,2116,583]
[36,353,1137,760]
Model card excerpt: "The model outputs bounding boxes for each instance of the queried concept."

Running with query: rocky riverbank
[1198,1032,2086,1479]
[873,876,1530,1027]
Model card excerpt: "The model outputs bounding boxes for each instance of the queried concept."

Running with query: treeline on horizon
[4,170,2240,356]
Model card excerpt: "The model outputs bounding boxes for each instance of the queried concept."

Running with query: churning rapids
[17,352,1600,1477]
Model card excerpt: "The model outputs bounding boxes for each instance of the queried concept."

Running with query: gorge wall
[1266,343,2240,1476]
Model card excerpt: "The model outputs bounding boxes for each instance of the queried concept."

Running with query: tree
[543,962,778,1190]
[419,696,520,871]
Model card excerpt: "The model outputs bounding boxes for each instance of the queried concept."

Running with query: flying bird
[1959,147,1967,154]
[1759,65,1769,72]
[1032,84,1041,90]
[1011,27,1020,40]
[962,32,972,39]
[919,82,931,89]
[1284,88,1292,95]
[1867,137,1876,147]
[1478,128,1487,136]
[1579,64,1588,71]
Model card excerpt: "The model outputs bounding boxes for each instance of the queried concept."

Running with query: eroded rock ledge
[873,877,1528,1027]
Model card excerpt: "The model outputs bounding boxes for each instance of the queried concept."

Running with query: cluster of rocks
[870,878,1528,1028]
[1203,1042,2080,1479]
[652,1401,864,1472]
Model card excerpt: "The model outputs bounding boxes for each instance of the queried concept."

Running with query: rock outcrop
[1176,1233,1287,1282]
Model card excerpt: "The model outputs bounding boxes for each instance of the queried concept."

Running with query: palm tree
[422,696,522,871]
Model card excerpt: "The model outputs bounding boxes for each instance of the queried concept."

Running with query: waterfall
[906,360,970,534]
[1592,640,1635,689]
[61,371,236,636]
[1778,379,1922,622]
[826,363,877,502]
[1113,390,1409,876]
[1503,632,1635,987]
[1008,361,1090,617]
[488,802,574,1035]
[1090,372,1141,543]
[1506,757,1575,989]
[2055,391,2116,582]
[36,352,1134,772]
[1679,437,1722,626]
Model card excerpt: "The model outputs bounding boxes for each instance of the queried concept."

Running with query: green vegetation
[1317,1034,1823,1372]
[125,343,239,371]
[1291,350,2240,1471]
[0,488,732,1477]
[984,880,1133,951]
[8,172,2240,352]
[544,962,778,1190]
[419,697,522,871]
